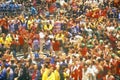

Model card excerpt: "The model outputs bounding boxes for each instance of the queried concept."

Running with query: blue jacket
[0,68,7,80]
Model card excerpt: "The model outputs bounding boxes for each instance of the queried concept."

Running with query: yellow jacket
[42,68,50,80]
[27,19,34,29]
[44,24,53,31]
[0,37,4,44]
[64,72,69,80]
[47,72,55,80]
[5,36,12,44]
[54,70,60,80]
[55,34,65,43]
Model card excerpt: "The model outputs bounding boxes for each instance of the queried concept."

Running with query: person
[47,64,56,80]
[7,67,14,80]
[42,60,51,80]
[18,34,24,52]
[52,39,60,55]
[82,64,89,80]
[33,50,40,60]
[0,63,8,80]
[32,38,39,51]
[30,6,38,15]
[39,30,45,52]
[18,62,31,80]
[43,22,53,31]
[44,37,52,54]
[31,64,41,80]
[54,64,60,80]
[0,0,119,80]
[103,71,115,80]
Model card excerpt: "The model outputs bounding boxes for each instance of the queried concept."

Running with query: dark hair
[44,62,50,68]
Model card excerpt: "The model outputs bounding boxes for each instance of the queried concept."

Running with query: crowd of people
[0,0,120,80]
[0,0,22,16]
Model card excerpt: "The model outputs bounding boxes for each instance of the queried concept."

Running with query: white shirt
[48,34,54,39]
[85,65,98,80]
[60,0,65,6]
[106,26,115,32]
[86,65,98,76]
[82,68,89,80]
[39,32,45,39]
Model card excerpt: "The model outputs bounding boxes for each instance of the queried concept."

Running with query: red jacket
[80,47,88,57]
[71,68,78,80]
[18,35,24,46]
[52,41,60,51]
[78,65,83,80]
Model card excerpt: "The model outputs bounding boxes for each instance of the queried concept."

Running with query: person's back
[52,40,60,51]
[8,68,14,80]
[0,67,7,80]
[18,66,30,80]
[54,70,60,80]
[59,69,64,80]
[33,39,39,51]
[44,39,51,51]
[34,51,39,59]
[42,68,50,80]
[31,6,37,15]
